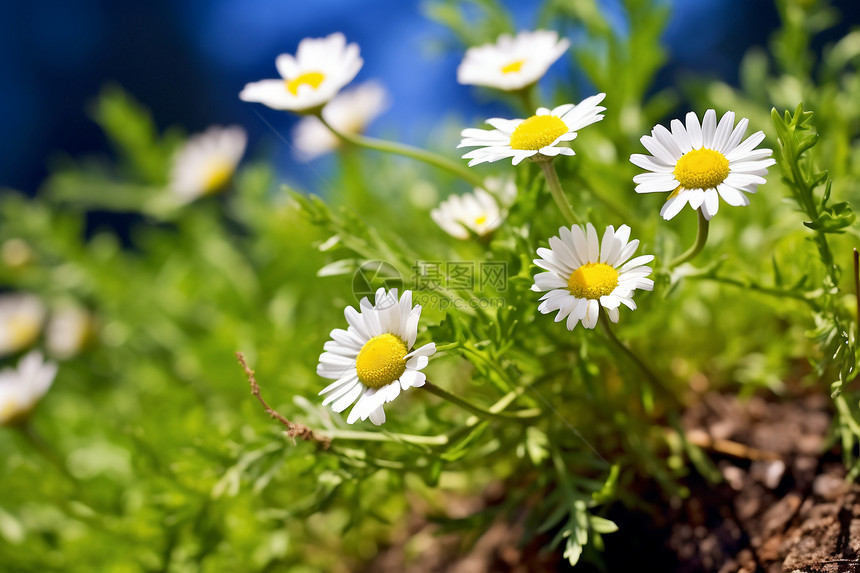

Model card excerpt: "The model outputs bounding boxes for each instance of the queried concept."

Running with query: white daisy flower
[431,186,506,239]
[0,351,58,425]
[169,126,247,201]
[457,30,570,91]
[630,109,776,220]
[46,306,92,360]
[292,81,389,161]
[482,175,518,208]
[0,294,45,357]
[458,94,606,166]
[239,33,363,114]
[532,223,654,330]
[317,288,436,425]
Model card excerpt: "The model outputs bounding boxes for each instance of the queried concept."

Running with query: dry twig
[236,352,330,448]
[686,429,780,461]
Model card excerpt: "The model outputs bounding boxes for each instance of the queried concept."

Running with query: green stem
[320,428,448,446]
[515,86,537,114]
[18,422,73,481]
[598,310,679,408]
[854,249,860,344]
[688,274,820,310]
[669,208,710,268]
[537,160,580,225]
[422,381,541,422]
[435,341,461,353]
[573,170,634,222]
[317,116,485,189]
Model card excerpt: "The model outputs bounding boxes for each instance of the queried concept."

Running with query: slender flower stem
[422,381,541,422]
[854,249,860,345]
[669,208,710,268]
[516,85,537,114]
[687,274,819,309]
[317,116,486,189]
[320,428,449,446]
[598,311,679,408]
[537,159,581,225]
[13,422,109,528]
[18,422,72,479]
[435,341,461,353]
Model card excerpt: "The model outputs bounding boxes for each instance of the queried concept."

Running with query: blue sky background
[0,0,856,193]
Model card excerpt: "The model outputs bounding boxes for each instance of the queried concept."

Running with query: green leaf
[441,421,489,462]
[525,427,550,466]
[588,515,619,534]
[803,202,855,232]
[592,464,620,504]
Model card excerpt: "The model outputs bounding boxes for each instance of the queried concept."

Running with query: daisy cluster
[232,29,774,426]
[0,293,90,426]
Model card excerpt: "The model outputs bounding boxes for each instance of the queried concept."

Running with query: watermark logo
[350,260,509,310]
[352,261,403,308]
[411,261,508,292]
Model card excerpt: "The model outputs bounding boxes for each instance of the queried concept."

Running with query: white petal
[726,131,766,162]
[319,373,359,396]
[586,223,599,263]
[670,119,692,153]
[686,188,705,209]
[701,189,720,219]
[332,384,364,413]
[660,195,689,220]
[321,378,360,405]
[400,369,426,389]
[605,306,620,323]
[712,111,735,153]
[565,311,581,331]
[620,255,655,272]
[717,184,750,207]
[369,406,386,425]
[722,117,748,153]
[701,109,717,148]
[630,153,674,173]
[635,177,680,194]
[582,299,600,329]
[686,111,703,149]
[640,135,677,165]
[653,124,683,158]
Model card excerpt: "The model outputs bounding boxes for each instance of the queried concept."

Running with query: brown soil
[365,393,860,572]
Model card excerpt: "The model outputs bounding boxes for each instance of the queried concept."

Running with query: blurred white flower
[630,109,776,220]
[317,289,435,425]
[532,223,654,330]
[1,238,33,268]
[0,351,58,425]
[459,94,606,166]
[431,187,505,240]
[240,33,363,113]
[458,30,570,91]
[292,82,389,160]
[46,306,92,360]
[0,294,45,357]
[169,126,247,202]
[481,175,518,207]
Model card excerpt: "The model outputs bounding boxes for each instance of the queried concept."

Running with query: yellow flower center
[673,148,730,190]
[474,215,488,226]
[202,161,234,194]
[567,263,618,300]
[285,71,326,96]
[8,316,40,351]
[355,333,408,389]
[500,59,525,74]
[509,115,568,151]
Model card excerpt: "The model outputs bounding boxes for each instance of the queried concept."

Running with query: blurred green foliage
[1,0,859,570]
